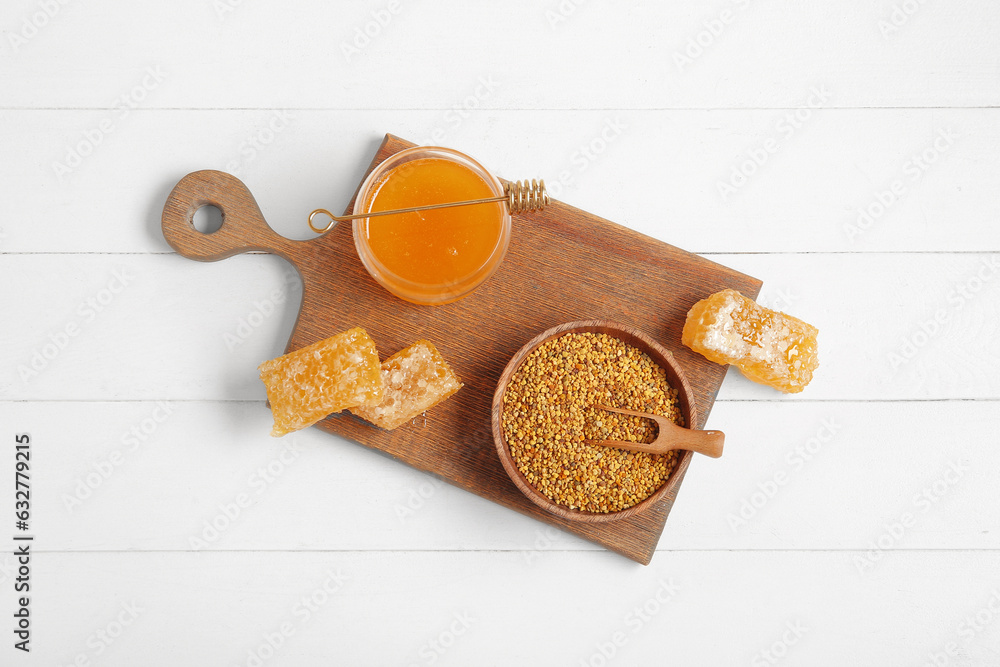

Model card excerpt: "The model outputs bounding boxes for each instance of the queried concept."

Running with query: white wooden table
[2,1,999,664]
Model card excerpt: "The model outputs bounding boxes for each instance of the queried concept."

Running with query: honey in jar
[353,147,511,305]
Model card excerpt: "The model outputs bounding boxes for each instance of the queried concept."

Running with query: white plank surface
[3,1,999,109]
[2,109,998,253]
[2,253,997,401]
[3,0,999,664]
[0,399,994,552]
[0,551,998,666]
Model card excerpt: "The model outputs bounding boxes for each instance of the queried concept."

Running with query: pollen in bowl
[359,157,506,288]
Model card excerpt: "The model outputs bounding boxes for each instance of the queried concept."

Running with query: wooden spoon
[587,405,725,459]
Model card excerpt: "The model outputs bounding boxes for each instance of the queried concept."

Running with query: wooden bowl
[491,320,698,523]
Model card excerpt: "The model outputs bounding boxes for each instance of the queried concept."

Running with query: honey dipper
[586,405,725,459]
[308,179,548,233]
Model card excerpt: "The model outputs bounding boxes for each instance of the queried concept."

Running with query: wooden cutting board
[161,133,762,565]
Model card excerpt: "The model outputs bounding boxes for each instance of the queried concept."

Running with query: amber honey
[353,147,511,305]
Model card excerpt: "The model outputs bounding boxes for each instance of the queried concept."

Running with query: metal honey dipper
[307,179,549,233]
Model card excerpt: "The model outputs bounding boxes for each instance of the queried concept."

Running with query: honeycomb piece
[351,340,462,430]
[682,289,819,393]
[259,327,384,436]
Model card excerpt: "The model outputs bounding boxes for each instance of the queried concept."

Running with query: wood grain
[162,133,762,564]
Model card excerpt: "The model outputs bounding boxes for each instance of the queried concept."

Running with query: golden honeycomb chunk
[682,289,819,393]
[351,340,462,430]
[259,327,384,436]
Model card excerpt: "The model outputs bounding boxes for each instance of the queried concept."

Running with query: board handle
[162,170,299,261]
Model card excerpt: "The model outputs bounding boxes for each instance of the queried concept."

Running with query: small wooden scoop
[587,405,725,459]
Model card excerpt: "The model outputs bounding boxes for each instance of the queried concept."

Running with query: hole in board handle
[192,205,223,234]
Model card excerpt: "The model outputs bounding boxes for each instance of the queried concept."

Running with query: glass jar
[352,146,512,305]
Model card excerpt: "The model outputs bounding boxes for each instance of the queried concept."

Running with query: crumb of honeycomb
[259,327,383,436]
[351,340,462,430]
[682,289,819,393]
